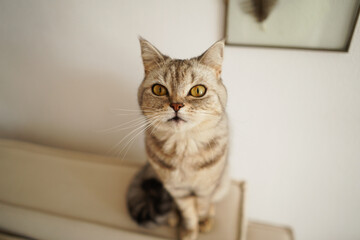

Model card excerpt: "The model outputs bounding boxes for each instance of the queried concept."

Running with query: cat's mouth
[168,116,186,123]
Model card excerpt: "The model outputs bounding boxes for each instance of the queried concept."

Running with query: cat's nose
[170,103,184,112]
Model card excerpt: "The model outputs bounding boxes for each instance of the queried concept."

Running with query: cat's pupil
[159,88,161,93]
[197,88,199,94]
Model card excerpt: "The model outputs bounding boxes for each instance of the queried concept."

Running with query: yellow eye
[190,85,206,97]
[152,84,168,96]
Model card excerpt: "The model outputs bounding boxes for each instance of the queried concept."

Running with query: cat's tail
[126,164,175,227]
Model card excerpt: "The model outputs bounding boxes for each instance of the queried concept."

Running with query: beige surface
[0,139,246,240]
[0,233,27,240]
[0,203,165,240]
[247,222,293,240]
[0,139,293,240]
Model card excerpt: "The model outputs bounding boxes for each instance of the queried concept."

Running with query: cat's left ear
[198,39,225,78]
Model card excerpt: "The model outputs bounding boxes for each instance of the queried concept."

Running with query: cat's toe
[179,227,198,240]
[167,213,179,227]
[199,217,214,233]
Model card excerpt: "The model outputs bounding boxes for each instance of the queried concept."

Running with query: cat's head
[137,38,227,133]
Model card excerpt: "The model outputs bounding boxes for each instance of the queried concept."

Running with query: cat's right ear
[139,37,167,75]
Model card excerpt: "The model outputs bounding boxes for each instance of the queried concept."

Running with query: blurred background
[0,1,359,239]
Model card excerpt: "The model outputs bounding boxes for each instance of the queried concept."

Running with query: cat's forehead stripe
[164,60,194,85]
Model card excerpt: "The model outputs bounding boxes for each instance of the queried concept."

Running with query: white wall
[1,1,359,240]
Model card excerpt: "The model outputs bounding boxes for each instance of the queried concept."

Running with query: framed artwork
[225,0,360,51]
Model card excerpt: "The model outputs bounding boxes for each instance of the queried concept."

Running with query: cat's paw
[179,227,198,240]
[199,217,214,233]
[167,213,179,228]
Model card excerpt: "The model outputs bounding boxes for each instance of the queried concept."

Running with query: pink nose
[170,103,184,112]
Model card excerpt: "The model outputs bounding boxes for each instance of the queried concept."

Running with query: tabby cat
[127,38,230,240]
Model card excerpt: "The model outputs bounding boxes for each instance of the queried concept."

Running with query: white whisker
[117,121,155,160]
[107,121,151,155]
[110,107,164,113]
[106,112,168,160]
[116,122,152,160]
[98,117,147,133]
[116,115,164,160]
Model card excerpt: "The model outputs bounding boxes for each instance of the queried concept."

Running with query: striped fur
[128,38,230,240]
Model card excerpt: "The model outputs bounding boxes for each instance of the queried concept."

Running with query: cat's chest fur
[152,126,218,162]
[162,132,204,157]
[145,119,228,190]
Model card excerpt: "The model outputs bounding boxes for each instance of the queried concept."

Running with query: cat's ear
[139,37,168,75]
[197,39,225,78]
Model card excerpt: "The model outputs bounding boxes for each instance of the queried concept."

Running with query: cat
[127,37,230,240]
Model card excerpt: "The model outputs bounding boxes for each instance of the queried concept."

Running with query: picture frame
[224,0,360,52]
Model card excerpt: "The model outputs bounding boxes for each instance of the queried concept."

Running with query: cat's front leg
[197,197,215,233]
[174,196,199,240]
